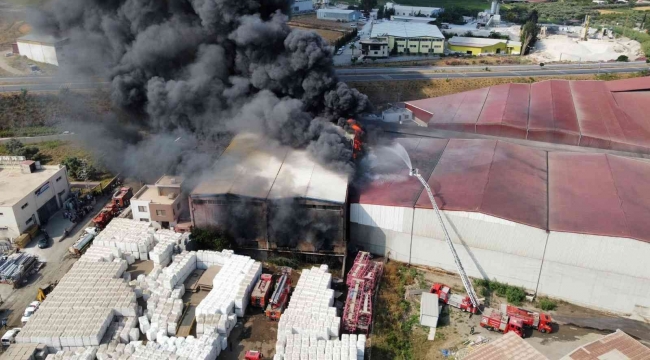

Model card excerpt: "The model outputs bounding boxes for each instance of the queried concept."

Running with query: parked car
[37,237,49,249]
[336,48,344,55]
[21,306,37,325]
[350,23,357,27]
[1,328,20,347]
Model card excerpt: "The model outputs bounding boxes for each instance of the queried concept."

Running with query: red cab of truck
[251,274,273,308]
[245,350,263,360]
[501,304,555,333]
[430,283,477,314]
[480,308,525,337]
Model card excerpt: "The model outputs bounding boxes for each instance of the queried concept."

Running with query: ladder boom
[411,169,480,309]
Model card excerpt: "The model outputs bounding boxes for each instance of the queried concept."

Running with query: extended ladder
[411,169,481,310]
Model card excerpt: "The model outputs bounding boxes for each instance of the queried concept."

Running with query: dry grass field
[348,73,644,105]
[289,25,345,43]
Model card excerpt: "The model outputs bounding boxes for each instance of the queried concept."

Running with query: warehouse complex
[369,22,445,56]
[405,78,650,154]
[190,133,348,258]
[448,36,522,55]
[350,135,650,315]
[0,160,70,241]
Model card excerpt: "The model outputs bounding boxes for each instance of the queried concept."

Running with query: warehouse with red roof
[350,135,650,314]
[404,78,650,154]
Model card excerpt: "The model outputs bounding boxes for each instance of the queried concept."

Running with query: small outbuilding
[420,292,440,340]
[15,34,67,66]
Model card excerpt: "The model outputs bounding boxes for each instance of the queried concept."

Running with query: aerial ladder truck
[409,168,481,312]
[265,267,292,321]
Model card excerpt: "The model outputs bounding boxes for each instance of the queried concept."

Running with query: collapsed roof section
[351,136,650,243]
[405,78,650,154]
[191,133,349,204]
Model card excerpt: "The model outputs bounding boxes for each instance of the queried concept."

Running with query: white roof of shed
[448,36,522,47]
[317,8,357,14]
[420,292,440,328]
[192,133,349,204]
[371,22,444,39]
[391,15,437,23]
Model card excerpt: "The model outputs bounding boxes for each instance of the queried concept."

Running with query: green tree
[377,5,384,19]
[61,156,83,180]
[191,227,232,251]
[438,6,467,25]
[520,10,540,56]
[349,43,357,57]
[5,139,24,154]
[360,0,376,14]
[385,7,395,18]
[351,56,358,65]
[15,146,40,161]
[617,54,629,62]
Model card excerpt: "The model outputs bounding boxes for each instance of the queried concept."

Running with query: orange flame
[347,119,363,158]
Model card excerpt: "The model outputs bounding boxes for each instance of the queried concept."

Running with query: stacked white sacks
[98,330,224,360]
[15,257,137,351]
[195,252,261,321]
[154,229,189,252]
[160,252,196,290]
[93,218,155,260]
[273,335,366,360]
[101,316,140,344]
[277,266,339,342]
[44,347,98,360]
[81,246,124,263]
[195,250,227,269]
[150,230,187,266]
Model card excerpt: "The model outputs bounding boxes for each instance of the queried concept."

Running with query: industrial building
[131,175,187,229]
[291,0,313,13]
[448,36,522,55]
[385,2,442,17]
[0,159,70,241]
[390,15,437,24]
[316,9,361,22]
[14,34,67,66]
[350,135,650,315]
[190,133,348,259]
[404,78,650,154]
[369,22,445,55]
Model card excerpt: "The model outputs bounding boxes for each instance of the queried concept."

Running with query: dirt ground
[290,25,345,43]
[397,266,627,360]
[220,310,279,360]
[531,35,642,62]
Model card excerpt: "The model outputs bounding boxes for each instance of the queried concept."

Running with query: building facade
[370,22,445,55]
[359,39,389,58]
[448,36,521,55]
[0,161,70,240]
[292,0,314,13]
[15,34,67,66]
[130,176,186,229]
[316,9,360,22]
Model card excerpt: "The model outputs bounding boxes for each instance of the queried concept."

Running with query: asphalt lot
[0,195,110,331]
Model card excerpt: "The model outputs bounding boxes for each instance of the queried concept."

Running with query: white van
[1,328,21,347]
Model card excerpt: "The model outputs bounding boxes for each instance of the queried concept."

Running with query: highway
[0,62,648,92]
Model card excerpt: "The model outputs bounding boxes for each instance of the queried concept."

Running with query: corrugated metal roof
[448,36,520,47]
[371,22,444,39]
[465,332,548,360]
[420,292,439,327]
[192,133,348,204]
[606,76,650,92]
[391,15,438,23]
[17,34,64,45]
[404,78,650,154]
[352,137,650,243]
[563,330,650,360]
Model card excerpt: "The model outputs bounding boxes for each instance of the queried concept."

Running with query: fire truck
[92,203,119,229]
[480,307,525,337]
[501,304,555,333]
[430,283,478,314]
[251,274,273,309]
[112,187,133,209]
[265,268,292,321]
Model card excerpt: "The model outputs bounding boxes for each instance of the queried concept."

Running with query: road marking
[380,74,392,80]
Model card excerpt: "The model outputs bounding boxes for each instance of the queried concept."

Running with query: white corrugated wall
[538,232,650,314]
[350,202,650,314]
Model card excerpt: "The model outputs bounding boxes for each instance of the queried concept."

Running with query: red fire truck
[265,268,292,321]
[430,283,478,314]
[251,274,273,309]
[480,307,525,337]
[501,304,555,333]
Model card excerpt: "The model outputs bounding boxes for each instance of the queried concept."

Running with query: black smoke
[32,0,369,181]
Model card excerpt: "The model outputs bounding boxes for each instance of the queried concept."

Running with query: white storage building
[0,160,70,241]
[350,136,650,316]
[292,0,314,13]
[15,34,67,66]
[390,15,437,23]
[316,9,361,22]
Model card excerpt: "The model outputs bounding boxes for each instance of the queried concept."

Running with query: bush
[505,286,526,305]
[267,256,299,268]
[190,226,232,251]
[538,297,557,311]
[616,55,629,62]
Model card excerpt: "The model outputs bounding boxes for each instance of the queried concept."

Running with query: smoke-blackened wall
[34,0,369,182]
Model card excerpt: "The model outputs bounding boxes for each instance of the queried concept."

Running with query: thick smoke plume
[33,0,369,181]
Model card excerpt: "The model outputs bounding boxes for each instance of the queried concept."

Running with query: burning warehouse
[190,133,349,260]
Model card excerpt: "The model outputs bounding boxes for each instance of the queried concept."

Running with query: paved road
[0,62,647,91]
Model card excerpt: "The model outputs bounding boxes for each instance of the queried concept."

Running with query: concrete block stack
[274,335,366,360]
[195,251,262,320]
[93,218,155,260]
[275,265,346,360]
[14,259,137,351]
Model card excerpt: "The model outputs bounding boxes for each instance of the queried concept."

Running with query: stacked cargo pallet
[15,259,136,351]
[195,250,262,319]
[0,252,38,284]
[275,334,366,360]
[342,252,383,334]
[93,219,155,260]
[275,265,342,360]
